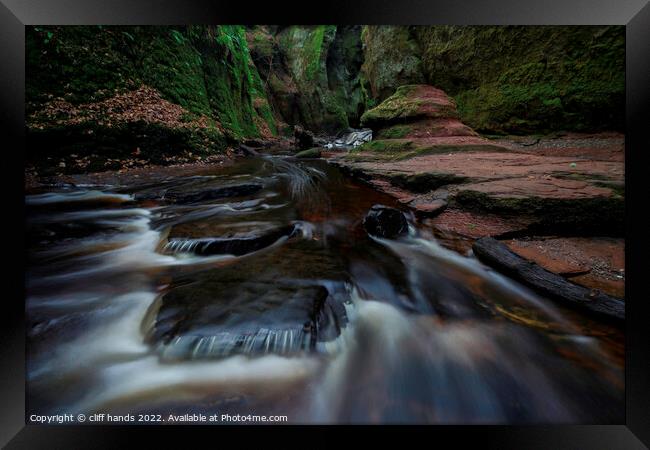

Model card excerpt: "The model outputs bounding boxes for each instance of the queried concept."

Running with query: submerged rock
[363,204,408,239]
[360,85,474,133]
[163,183,264,204]
[164,224,298,256]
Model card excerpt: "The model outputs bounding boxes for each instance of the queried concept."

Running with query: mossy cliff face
[26,25,277,169]
[247,25,365,133]
[359,25,624,135]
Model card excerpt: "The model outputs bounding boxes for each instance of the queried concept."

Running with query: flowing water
[26,155,624,424]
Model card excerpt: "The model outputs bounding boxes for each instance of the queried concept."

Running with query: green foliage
[414,25,625,133]
[26,26,141,106]
[26,25,278,150]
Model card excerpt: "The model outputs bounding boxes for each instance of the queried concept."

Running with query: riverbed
[25,154,624,424]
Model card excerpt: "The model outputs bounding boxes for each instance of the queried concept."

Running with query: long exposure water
[25,155,624,423]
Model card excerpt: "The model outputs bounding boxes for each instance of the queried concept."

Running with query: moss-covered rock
[272,25,364,133]
[26,25,277,165]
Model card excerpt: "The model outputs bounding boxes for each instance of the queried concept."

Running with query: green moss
[452,189,624,234]
[193,25,277,139]
[274,25,356,133]
[139,27,212,117]
[360,85,456,129]
[389,172,468,193]
[377,125,412,139]
[355,139,416,153]
[294,147,322,158]
[395,143,508,160]
[414,25,625,134]
[351,139,506,161]
[26,26,141,106]
[305,26,327,81]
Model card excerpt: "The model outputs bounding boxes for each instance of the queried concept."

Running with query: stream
[25,154,624,424]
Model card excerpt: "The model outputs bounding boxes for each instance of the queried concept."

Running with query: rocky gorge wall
[26,25,625,171]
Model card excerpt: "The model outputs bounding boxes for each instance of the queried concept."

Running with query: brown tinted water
[26,155,623,423]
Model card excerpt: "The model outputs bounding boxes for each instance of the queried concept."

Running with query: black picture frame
[1,0,648,447]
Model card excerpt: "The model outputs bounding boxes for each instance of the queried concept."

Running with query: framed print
[1,0,649,447]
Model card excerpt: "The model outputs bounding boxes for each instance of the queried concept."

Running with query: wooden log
[472,237,625,323]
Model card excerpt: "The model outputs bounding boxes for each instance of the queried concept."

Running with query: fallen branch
[472,237,624,323]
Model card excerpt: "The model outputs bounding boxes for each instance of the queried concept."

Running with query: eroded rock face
[363,204,409,239]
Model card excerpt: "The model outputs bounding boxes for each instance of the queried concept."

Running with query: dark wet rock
[164,183,264,204]
[242,138,268,148]
[151,283,348,360]
[363,204,408,239]
[294,148,322,159]
[473,237,624,323]
[238,144,260,156]
[294,125,315,150]
[164,224,298,256]
[147,238,350,360]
